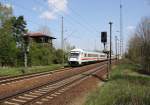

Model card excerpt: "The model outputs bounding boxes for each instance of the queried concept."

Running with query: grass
[85,60,150,105]
[0,64,64,76]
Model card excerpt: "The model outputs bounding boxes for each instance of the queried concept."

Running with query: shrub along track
[0,61,108,101]
[0,62,107,105]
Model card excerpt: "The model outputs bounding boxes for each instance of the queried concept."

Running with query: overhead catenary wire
[35,0,101,50]
[7,0,99,38]
[35,0,99,36]
[67,5,100,33]
[2,0,102,38]
[4,0,101,50]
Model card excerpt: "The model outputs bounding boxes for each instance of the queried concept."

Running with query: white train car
[68,49,107,66]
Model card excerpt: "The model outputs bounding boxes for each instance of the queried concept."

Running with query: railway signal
[101,32,107,51]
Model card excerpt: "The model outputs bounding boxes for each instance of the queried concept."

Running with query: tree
[53,49,64,64]
[0,3,17,67]
[11,16,27,45]
[0,3,13,26]
[11,16,28,67]
[28,42,55,66]
[0,19,17,66]
[128,17,150,74]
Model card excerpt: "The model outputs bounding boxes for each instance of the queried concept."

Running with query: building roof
[25,32,56,39]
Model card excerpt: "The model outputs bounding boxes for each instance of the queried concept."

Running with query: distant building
[24,32,56,47]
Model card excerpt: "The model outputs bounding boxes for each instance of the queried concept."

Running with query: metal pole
[117,38,119,60]
[120,0,123,58]
[108,22,113,79]
[115,36,118,60]
[109,22,112,64]
[61,16,64,67]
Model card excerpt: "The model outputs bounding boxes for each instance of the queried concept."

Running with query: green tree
[128,17,150,74]
[29,42,55,66]
[0,19,17,66]
[11,16,27,46]
[0,3,17,67]
[53,49,64,64]
[11,16,28,67]
[0,3,13,25]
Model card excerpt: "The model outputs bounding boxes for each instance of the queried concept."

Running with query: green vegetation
[0,3,69,69]
[85,60,150,105]
[126,17,150,74]
[0,64,62,76]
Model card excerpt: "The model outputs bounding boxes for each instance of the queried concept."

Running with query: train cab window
[70,53,79,58]
[100,55,106,57]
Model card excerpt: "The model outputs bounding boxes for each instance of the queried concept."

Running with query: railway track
[0,63,107,105]
[0,76,11,80]
[0,67,72,84]
[0,61,107,86]
[0,60,114,85]
[0,62,107,100]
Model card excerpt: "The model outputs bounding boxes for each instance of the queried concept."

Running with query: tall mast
[120,0,123,57]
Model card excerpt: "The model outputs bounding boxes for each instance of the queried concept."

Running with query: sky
[1,0,150,52]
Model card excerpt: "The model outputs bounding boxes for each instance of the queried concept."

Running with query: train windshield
[70,53,79,58]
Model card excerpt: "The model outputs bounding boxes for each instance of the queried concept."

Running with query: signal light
[101,32,107,43]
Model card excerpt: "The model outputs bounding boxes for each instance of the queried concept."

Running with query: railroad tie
[38,89,48,92]
[58,88,66,92]
[11,98,26,103]
[29,92,42,96]
[34,90,47,94]
[46,96,53,99]
[41,98,49,102]
[41,87,49,90]
[35,101,43,104]
[55,92,61,95]
[51,94,57,97]
[24,94,37,98]
[18,96,33,100]
[3,101,20,105]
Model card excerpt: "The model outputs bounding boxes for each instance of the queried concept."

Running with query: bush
[85,63,150,105]
[127,17,150,74]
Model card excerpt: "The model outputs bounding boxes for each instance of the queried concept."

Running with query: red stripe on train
[81,58,98,60]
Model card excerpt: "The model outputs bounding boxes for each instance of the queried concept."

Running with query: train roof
[70,49,106,55]
[70,48,84,52]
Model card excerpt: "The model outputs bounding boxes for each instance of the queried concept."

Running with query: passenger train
[68,49,112,66]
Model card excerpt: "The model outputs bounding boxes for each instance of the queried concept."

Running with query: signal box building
[25,32,56,47]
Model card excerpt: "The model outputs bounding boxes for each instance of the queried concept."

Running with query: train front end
[68,49,82,66]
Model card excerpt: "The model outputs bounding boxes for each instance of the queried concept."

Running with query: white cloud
[40,0,68,21]
[47,0,68,12]
[126,26,135,32]
[40,11,56,20]
[32,6,43,12]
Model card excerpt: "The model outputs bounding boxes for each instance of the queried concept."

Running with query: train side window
[100,55,105,57]
[88,54,91,57]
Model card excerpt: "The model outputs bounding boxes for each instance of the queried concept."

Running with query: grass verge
[85,60,150,105]
[0,64,63,76]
